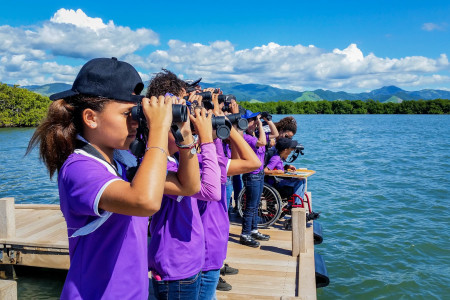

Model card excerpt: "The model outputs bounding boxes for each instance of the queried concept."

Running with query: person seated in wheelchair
[264,137,306,208]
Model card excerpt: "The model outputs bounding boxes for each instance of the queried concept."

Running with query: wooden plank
[14,210,56,231]
[265,169,316,179]
[2,204,318,299]
[0,198,16,239]
[298,250,316,300]
[15,212,65,239]
[0,279,17,300]
[217,292,280,300]
[298,217,317,300]
[15,204,60,210]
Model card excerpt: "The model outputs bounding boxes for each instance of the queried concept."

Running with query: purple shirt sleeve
[192,143,221,202]
[266,154,284,170]
[59,154,121,218]
[214,138,230,184]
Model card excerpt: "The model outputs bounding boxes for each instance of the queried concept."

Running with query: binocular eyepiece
[131,95,188,123]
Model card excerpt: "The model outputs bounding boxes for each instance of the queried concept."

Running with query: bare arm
[255,117,267,148]
[164,103,201,196]
[265,119,279,140]
[100,96,172,216]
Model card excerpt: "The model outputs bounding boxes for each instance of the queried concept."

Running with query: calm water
[1,115,449,299]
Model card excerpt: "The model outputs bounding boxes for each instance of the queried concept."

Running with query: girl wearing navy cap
[27,58,200,299]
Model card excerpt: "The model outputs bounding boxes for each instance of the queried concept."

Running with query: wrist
[176,135,198,149]
[178,134,194,145]
[200,137,214,144]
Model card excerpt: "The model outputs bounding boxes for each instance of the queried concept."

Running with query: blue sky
[1,0,449,92]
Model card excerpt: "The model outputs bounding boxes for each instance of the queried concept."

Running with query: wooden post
[298,207,306,254]
[291,208,300,257]
[292,207,306,256]
[0,280,17,300]
[0,198,15,239]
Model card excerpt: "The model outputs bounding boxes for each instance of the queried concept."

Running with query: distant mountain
[21,82,450,103]
[201,82,302,101]
[23,83,72,97]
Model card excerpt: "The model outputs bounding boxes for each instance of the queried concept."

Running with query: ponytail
[26,95,110,178]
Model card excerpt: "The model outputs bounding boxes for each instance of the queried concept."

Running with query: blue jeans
[198,269,220,300]
[151,272,201,300]
[276,178,306,205]
[241,172,264,235]
[225,176,233,211]
[232,175,242,200]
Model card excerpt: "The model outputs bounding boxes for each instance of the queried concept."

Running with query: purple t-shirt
[244,133,266,174]
[265,153,284,186]
[197,138,230,271]
[59,153,149,300]
[266,153,283,171]
[148,143,220,280]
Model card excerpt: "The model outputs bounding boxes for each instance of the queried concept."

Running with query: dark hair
[275,116,297,135]
[146,69,186,98]
[26,95,111,178]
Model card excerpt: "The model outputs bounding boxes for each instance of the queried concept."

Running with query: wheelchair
[236,175,313,228]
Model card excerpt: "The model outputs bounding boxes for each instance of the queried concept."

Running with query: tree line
[1,83,449,128]
[0,83,51,127]
[240,99,450,115]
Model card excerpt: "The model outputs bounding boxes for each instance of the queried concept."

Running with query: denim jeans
[198,269,220,300]
[151,271,201,300]
[241,172,264,235]
[232,175,242,200]
[225,176,233,211]
[276,178,306,205]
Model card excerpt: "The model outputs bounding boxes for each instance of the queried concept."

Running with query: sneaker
[220,264,239,276]
[239,235,260,248]
[251,231,270,241]
[216,277,232,291]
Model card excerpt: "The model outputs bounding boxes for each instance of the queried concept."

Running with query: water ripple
[1,115,449,299]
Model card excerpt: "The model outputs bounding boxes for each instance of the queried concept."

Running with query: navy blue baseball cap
[49,57,144,102]
[276,137,298,153]
[241,109,260,119]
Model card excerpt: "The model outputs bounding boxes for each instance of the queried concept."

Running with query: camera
[129,95,188,159]
[226,113,248,131]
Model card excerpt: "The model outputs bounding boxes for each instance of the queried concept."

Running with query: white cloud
[0,8,160,86]
[139,41,450,91]
[50,8,108,31]
[1,8,449,92]
[422,22,447,31]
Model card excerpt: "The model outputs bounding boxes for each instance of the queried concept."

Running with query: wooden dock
[0,196,317,299]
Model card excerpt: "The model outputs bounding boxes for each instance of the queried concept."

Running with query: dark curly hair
[146,69,186,98]
[274,116,297,135]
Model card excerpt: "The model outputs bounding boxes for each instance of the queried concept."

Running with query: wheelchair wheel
[237,183,283,228]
